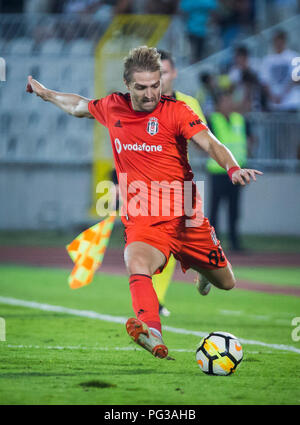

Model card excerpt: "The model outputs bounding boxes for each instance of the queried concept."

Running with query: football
[196,331,243,376]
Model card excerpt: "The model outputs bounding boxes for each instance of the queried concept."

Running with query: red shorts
[124,216,228,274]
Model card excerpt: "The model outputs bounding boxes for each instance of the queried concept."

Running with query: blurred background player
[206,91,249,252]
[260,29,300,112]
[153,49,208,317]
[158,49,206,122]
[228,45,267,114]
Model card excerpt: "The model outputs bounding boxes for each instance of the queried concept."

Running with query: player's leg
[195,272,211,295]
[176,217,235,293]
[124,240,166,276]
[194,262,236,291]
[124,241,169,358]
[124,241,166,331]
[152,254,176,316]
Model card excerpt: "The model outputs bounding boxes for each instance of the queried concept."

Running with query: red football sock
[129,274,161,334]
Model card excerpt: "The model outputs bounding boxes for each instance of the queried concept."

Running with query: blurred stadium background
[0,0,300,242]
[1,0,300,407]
[0,0,300,406]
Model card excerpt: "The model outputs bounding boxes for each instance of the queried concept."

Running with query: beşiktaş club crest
[147,117,159,136]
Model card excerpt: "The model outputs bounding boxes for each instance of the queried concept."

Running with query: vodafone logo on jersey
[114,138,122,154]
[114,138,162,154]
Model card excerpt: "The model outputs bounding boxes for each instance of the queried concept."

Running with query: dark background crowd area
[1,0,300,113]
[2,1,300,46]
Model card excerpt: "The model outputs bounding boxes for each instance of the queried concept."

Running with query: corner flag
[66,215,116,289]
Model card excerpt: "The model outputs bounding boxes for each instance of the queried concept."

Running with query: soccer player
[154,49,209,316]
[27,46,262,360]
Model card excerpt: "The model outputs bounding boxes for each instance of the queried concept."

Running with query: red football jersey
[88,93,208,225]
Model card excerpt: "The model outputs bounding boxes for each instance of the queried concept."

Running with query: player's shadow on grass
[79,380,116,388]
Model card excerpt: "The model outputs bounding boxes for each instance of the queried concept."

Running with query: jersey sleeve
[88,96,111,127]
[175,100,208,140]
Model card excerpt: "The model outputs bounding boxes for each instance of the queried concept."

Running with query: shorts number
[208,248,225,266]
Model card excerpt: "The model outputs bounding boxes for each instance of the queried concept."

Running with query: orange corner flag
[66,215,116,289]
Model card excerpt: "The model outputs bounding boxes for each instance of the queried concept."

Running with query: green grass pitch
[0,264,300,405]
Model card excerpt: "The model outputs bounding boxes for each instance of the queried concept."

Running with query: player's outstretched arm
[26,75,94,118]
[191,129,263,186]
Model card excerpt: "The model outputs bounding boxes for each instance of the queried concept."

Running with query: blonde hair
[123,46,162,84]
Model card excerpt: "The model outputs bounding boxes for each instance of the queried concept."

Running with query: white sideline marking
[219,309,291,324]
[0,296,300,354]
[4,344,275,355]
[5,344,193,353]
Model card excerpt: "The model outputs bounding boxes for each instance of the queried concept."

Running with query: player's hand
[232,168,263,186]
[26,75,48,100]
